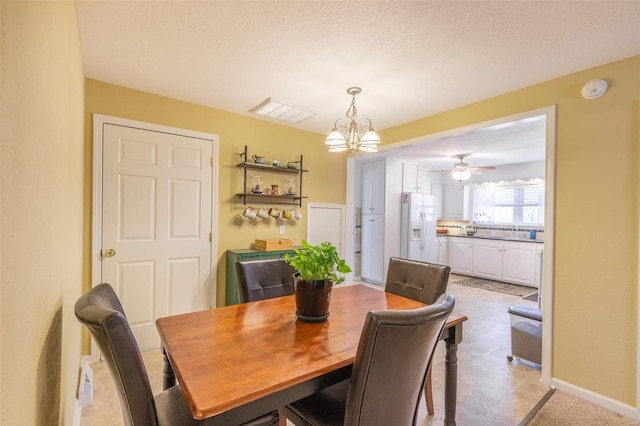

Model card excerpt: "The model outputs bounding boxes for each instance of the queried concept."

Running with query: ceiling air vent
[249,98,317,124]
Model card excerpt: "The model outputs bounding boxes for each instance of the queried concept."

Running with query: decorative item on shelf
[285,177,296,195]
[324,87,381,153]
[242,206,256,219]
[251,174,263,193]
[286,161,298,169]
[268,207,280,219]
[252,154,266,164]
[285,240,352,322]
[270,184,279,195]
[272,159,281,167]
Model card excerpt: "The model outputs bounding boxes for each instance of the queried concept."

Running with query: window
[472,181,544,226]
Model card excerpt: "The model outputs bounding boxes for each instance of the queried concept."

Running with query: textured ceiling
[76,1,640,167]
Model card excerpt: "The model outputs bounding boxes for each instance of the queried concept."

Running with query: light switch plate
[279,225,285,235]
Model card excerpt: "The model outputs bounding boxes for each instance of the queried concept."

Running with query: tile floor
[81,274,548,426]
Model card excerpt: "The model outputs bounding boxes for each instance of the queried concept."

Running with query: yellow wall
[83,79,347,311]
[1,2,85,424]
[380,56,640,406]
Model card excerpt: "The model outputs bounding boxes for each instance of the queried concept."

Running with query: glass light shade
[358,144,379,153]
[328,145,348,153]
[325,129,346,146]
[360,130,381,145]
[451,168,471,181]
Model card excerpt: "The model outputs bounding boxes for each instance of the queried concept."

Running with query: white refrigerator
[400,192,438,263]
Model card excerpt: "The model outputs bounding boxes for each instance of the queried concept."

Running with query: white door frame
[91,114,219,361]
[344,105,556,385]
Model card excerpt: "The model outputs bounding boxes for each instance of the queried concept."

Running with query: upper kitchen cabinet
[442,184,470,220]
[402,162,431,194]
[362,160,385,215]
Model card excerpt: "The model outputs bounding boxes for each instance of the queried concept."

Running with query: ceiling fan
[438,154,495,183]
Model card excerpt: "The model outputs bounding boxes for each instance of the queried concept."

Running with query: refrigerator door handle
[420,211,426,251]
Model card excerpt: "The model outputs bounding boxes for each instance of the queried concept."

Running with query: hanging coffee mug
[283,210,292,219]
[268,207,280,219]
[294,209,302,220]
[243,206,256,219]
[257,208,269,219]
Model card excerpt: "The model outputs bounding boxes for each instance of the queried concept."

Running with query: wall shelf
[236,145,307,206]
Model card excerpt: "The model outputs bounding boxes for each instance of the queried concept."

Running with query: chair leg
[424,368,434,415]
[278,413,287,426]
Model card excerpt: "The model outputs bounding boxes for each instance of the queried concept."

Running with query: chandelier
[324,87,381,153]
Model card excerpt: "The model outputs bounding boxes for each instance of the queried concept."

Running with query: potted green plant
[285,240,352,322]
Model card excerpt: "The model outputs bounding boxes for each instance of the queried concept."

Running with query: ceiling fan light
[325,129,346,146]
[451,169,471,181]
[451,162,471,181]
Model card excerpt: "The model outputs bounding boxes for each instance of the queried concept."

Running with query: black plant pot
[293,273,333,322]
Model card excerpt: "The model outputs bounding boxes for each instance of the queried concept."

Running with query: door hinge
[209,232,212,242]
[211,157,213,167]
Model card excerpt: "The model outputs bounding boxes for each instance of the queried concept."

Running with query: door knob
[103,248,116,257]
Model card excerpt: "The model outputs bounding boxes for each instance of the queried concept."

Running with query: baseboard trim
[72,399,82,426]
[550,378,639,420]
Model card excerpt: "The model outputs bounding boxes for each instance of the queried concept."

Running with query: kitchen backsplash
[436,220,545,241]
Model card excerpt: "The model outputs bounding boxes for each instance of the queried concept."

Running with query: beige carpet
[524,390,637,426]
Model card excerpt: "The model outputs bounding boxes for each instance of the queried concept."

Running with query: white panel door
[361,215,384,283]
[306,203,345,257]
[102,124,212,351]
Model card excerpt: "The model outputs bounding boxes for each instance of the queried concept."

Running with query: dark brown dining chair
[235,258,296,303]
[75,283,279,426]
[282,293,455,426]
[384,257,451,415]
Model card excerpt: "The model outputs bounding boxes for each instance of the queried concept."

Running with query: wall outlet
[279,225,285,235]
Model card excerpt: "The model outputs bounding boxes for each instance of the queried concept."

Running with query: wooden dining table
[156,284,467,426]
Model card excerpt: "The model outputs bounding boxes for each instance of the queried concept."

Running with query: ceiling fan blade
[470,166,495,171]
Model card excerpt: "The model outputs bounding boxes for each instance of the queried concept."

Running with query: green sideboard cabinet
[225,247,300,305]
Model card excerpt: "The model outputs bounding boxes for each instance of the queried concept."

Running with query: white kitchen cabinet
[402,163,431,194]
[437,237,449,265]
[362,161,385,215]
[473,239,503,280]
[442,184,469,220]
[444,236,540,286]
[472,238,538,286]
[361,215,385,283]
[448,237,473,275]
[502,242,537,286]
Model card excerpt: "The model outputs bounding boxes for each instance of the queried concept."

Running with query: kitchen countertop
[437,234,544,243]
